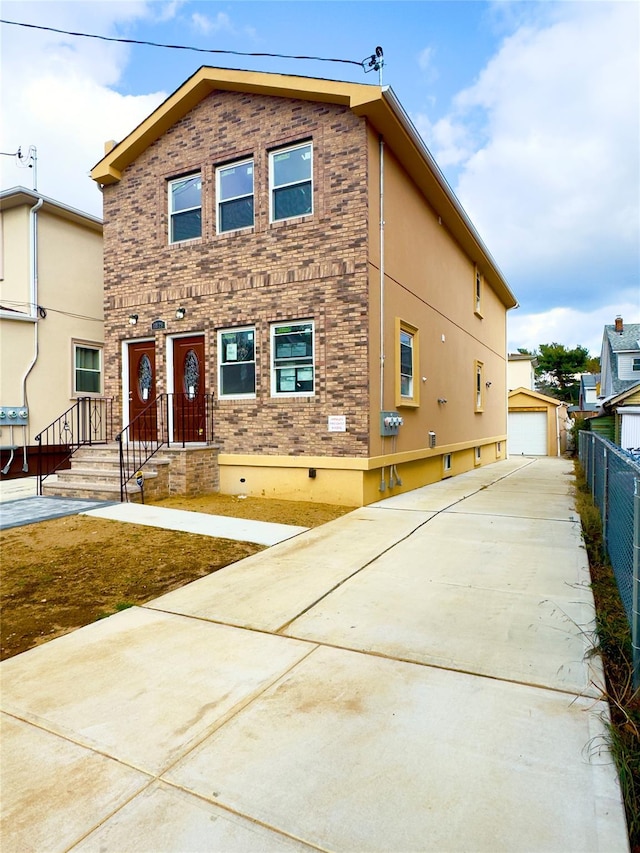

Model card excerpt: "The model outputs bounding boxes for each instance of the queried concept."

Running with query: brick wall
[103,91,371,458]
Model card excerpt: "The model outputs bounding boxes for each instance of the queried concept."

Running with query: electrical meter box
[380,411,403,437]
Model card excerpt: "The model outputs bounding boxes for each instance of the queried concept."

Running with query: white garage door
[508,411,548,455]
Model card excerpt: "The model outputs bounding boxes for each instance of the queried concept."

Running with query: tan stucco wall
[366,128,508,474]
[507,358,535,391]
[0,204,103,446]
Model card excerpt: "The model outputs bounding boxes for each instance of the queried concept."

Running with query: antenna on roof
[363,46,384,85]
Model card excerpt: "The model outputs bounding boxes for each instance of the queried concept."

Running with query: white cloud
[508,298,640,358]
[415,2,640,314]
[0,2,168,217]
[191,11,234,35]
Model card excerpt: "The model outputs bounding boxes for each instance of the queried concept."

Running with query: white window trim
[217,326,257,399]
[443,453,452,473]
[395,318,420,409]
[168,173,202,244]
[216,159,254,234]
[72,341,103,397]
[269,142,313,224]
[270,319,315,397]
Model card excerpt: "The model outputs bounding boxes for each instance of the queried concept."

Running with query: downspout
[21,194,43,467]
[379,135,386,490]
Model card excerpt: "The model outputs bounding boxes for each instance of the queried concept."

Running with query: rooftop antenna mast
[363,46,384,86]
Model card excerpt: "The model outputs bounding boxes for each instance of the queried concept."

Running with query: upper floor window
[271,320,314,396]
[270,143,313,222]
[74,343,102,395]
[474,265,483,317]
[633,358,640,372]
[169,174,201,243]
[217,160,254,233]
[395,319,419,408]
[218,326,256,397]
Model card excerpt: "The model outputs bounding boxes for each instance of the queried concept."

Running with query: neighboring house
[508,353,537,391]
[90,66,517,506]
[508,388,570,456]
[0,187,103,477]
[600,316,640,399]
[578,374,600,412]
[598,383,640,449]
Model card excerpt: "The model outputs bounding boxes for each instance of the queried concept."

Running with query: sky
[1,0,638,356]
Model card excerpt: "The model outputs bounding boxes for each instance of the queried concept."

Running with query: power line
[0,18,374,71]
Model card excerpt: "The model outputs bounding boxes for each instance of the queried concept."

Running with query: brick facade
[102,91,371,458]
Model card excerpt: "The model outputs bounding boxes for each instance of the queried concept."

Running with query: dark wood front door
[128,341,157,441]
[172,335,206,443]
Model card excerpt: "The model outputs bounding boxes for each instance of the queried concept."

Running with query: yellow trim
[474,264,483,318]
[474,360,484,412]
[395,318,420,409]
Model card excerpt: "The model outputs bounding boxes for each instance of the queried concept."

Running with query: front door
[128,341,157,441]
[172,335,206,443]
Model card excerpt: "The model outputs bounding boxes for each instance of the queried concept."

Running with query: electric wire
[0,299,101,323]
[0,18,370,70]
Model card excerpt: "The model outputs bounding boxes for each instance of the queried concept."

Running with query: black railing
[116,393,214,501]
[35,397,113,494]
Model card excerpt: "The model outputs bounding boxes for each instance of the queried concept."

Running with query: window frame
[270,320,315,397]
[475,446,482,466]
[168,172,202,244]
[475,360,484,412]
[474,264,483,318]
[633,357,640,372]
[73,341,103,397]
[216,158,254,234]
[217,325,257,399]
[269,142,313,223]
[395,318,420,408]
[443,453,452,474]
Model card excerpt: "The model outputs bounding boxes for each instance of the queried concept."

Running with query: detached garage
[508,388,569,457]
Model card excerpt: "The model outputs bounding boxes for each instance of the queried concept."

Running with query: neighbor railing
[578,431,640,687]
[116,392,214,501]
[35,397,113,494]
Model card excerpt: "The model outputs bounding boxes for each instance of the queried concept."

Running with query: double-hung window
[169,173,201,243]
[395,319,419,408]
[74,343,102,395]
[475,360,484,411]
[271,321,314,396]
[217,159,254,233]
[270,142,313,222]
[474,264,483,316]
[218,327,256,397]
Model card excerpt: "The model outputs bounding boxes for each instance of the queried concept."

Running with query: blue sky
[1,0,638,355]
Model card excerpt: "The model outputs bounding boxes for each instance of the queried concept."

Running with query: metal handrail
[116,392,214,501]
[35,397,113,494]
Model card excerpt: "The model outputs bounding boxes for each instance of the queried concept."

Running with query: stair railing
[116,392,214,501]
[35,397,113,495]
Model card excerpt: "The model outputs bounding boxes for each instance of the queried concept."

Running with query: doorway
[172,335,206,443]
[127,340,157,441]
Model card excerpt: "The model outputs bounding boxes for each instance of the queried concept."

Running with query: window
[475,360,484,412]
[443,453,452,473]
[475,446,482,464]
[633,358,640,372]
[474,264,483,317]
[271,321,314,396]
[395,319,419,408]
[270,142,312,222]
[217,159,254,232]
[218,327,256,397]
[169,173,201,243]
[74,344,102,395]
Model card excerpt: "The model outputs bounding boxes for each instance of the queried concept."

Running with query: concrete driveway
[0,457,629,852]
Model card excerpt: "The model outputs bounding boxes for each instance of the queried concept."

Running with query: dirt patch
[0,494,352,661]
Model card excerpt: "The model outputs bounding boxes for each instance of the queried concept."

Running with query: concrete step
[42,479,142,502]
[55,467,160,486]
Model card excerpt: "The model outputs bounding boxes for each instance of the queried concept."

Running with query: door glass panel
[184,349,200,400]
[138,354,152,402]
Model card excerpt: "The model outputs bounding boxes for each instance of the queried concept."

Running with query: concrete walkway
[0,457,629,852]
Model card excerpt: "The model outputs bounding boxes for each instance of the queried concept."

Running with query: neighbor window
[169,173,201,243]
[270,142,313,222]
[218,327,256,397]
[634,358,640,372]
[271,321,314,395]
[74,344,102,395]
[217,159,254,233]
[474,264,483,316]
[475,360,484,412]
[395,319,419,408]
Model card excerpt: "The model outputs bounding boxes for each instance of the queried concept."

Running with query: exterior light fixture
[485,381,492,388]
[175,307,186,320]
[128,314,138,325]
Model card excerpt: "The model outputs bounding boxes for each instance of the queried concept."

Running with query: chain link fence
[579,431,640,686]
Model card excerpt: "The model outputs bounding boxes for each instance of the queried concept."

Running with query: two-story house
[597,316,640,448]
[0,187,103,479]
[90,67,517,506]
